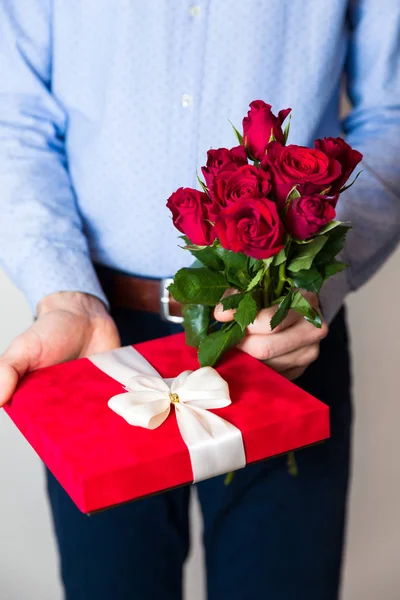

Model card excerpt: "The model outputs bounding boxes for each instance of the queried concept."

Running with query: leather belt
[98,269,183,323]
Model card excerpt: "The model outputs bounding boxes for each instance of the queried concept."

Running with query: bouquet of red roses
[167,101,362,367]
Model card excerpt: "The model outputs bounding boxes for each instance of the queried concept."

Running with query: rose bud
[167,187,216,246]
[285,194,336,240]
[315,137,363,193]
[215,197,285,260]
[242,101,291,161]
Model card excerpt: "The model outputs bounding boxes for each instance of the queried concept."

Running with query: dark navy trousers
[46,304,352,600]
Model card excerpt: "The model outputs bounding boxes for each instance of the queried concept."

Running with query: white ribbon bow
[89,346,246,482]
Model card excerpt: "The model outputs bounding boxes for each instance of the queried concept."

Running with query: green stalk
[262,268,271,308]
[274,261,287,299]
[273,238,292,300]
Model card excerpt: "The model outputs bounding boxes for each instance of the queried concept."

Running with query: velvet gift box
[4,333,329,513]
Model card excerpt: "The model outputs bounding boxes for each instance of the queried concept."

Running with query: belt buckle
[160,278,184,324]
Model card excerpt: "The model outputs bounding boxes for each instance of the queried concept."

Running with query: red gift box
[4,333,329,513]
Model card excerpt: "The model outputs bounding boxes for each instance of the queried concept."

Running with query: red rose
[211,165,272,216]
[167,187,216,245]
[263,142,342,206]
[242,101,291,161]
[285,194,336,240]
[315,137,363,193]
[215,197,284,259]
[201,145,248,189]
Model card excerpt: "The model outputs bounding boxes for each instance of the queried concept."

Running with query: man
[0,1,398,599]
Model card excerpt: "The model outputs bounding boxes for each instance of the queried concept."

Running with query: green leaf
[285,186,301,203]
[215,248,248,272]
[225,268,250,290]
[316,220,342,235]
[339,170,362,193]
[272,247,287,266]
[221,292,247,311]
[319,186,332,196]
[270,290,293,330]
[248,257,264,273]
[314,225,351,264]
[262,256,274,269]
[189,258,204,269]
[283,114,292,145]
[214,249,253,289]
[198,322,245,367]
[293,237,320,245]
[182,304,211,348]
[246,268,264,292]
[234,293,258,331]
[168,267,228,305]
[196,173,209,195]
[288,235,328,272]
[323,260,348,279]
[179,234,191,245]
[290,291,322,328]
[186,245,225,271]
[229,120,244,145]
[288,267,324,294]
[268,129,276,143]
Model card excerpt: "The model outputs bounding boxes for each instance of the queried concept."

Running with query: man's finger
[247,291,320,334]
[214,303,235,323]
[263,343,320,372]
[0,361,20,407]
[246,306,301,334]
[215,291,322,338]
[214,289,240,323]
[0,326,44,406]
[280,366,306,381]
[215,290,318,331]
[0,339,33,407]
[238,318,328,361]
[214,301,302,330]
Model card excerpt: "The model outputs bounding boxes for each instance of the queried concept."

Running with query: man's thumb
[0,341,32,407]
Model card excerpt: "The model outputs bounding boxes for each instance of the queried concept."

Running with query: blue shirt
[0,0,399,322]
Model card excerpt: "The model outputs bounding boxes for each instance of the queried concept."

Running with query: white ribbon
[89,346,246,482]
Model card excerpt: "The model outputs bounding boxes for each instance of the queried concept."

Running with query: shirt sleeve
[0,0,108,313]
[319,0,400,324]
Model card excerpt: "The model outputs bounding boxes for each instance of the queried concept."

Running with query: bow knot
[109,367,232,430]
[90,346,247,483]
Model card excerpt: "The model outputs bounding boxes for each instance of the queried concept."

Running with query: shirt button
[181,93,194,108]
[189,5,201,17]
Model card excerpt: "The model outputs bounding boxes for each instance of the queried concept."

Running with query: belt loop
[160,278,184,324]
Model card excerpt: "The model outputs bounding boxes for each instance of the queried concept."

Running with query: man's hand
[214,291,328,380]
[0,292,120,407]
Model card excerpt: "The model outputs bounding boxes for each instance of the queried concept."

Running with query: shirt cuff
[6,245,109,314]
